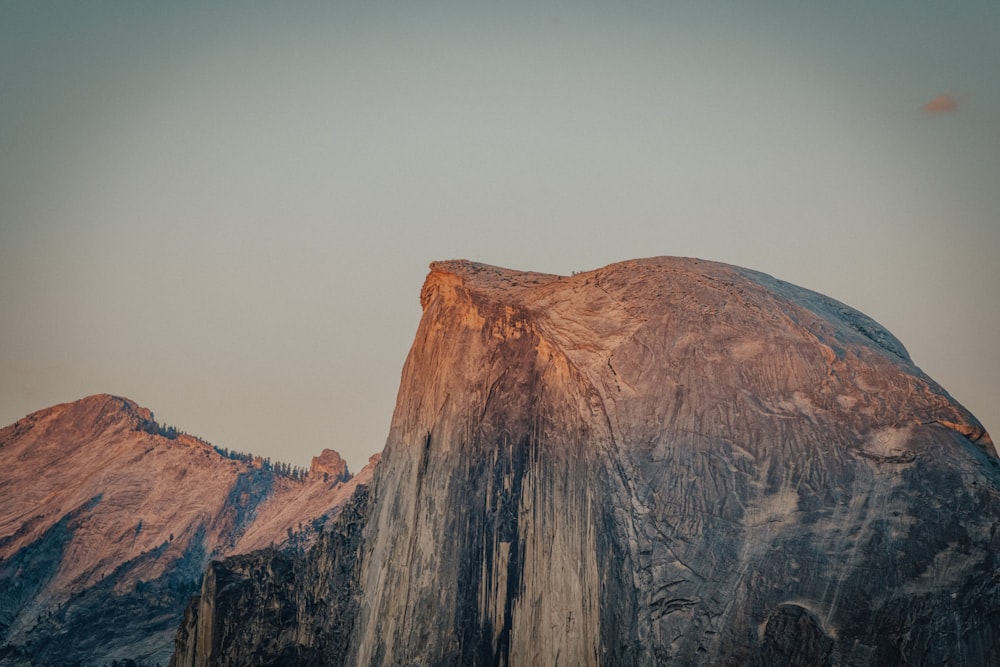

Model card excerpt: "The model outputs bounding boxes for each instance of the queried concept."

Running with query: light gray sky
[2,1,998,472]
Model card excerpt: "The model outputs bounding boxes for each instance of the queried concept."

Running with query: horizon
[2,1,998,473]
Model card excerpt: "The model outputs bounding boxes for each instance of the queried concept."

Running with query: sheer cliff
[0,394,373,666]
[173,257,999,666]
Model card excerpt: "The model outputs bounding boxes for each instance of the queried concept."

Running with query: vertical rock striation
[173,257,1000,666]
[350,262,613,666]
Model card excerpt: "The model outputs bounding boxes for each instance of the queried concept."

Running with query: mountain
[0,394,375,666]
[170,257,999,666]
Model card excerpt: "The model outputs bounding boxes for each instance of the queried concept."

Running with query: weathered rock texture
[173,257,999,666]
[0,394,373,666]
[168,486,370,667]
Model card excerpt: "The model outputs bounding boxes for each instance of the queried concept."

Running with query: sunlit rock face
[175,257,999,666]
[310,449,350,483]
[0,394,369,667]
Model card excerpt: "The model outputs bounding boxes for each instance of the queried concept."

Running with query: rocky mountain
[171,257,999,666]
[0,394,375,667]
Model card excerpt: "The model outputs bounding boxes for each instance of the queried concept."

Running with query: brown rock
[310,448,350,482]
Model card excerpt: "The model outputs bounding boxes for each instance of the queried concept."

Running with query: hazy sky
[2,1,998,473]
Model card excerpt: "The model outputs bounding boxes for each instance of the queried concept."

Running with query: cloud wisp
[921,93,960,114]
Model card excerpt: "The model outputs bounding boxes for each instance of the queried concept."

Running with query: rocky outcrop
[0,394,370,667]
[172,257,999,666]
[168,486,369,667]
[309,449,350,483]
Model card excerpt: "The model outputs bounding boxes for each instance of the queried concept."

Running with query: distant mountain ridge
[0,394,375,667]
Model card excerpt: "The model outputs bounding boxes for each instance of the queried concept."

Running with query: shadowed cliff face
[174,257,1000,666]
[168,486,371,667]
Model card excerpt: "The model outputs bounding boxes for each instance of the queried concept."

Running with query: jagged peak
[309,448,351,482]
